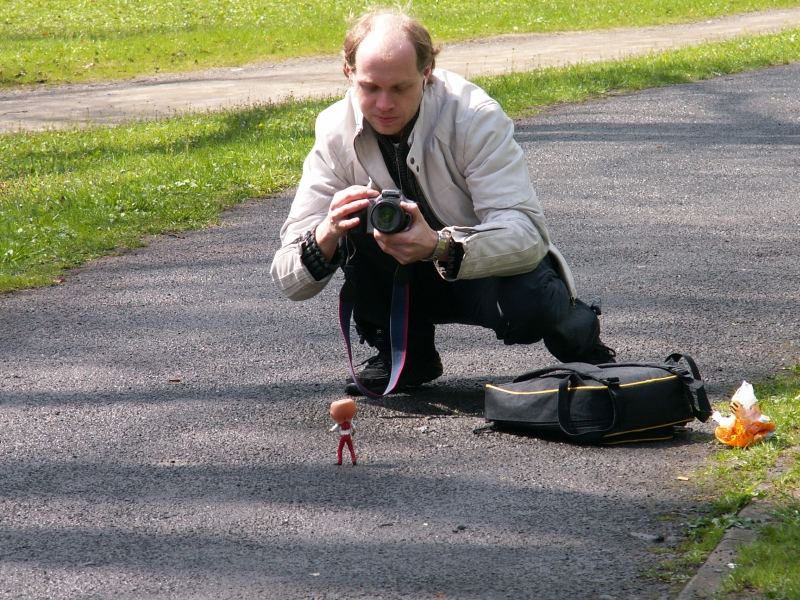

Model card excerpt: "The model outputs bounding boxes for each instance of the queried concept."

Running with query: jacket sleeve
[449,101,551,280]
[270,111,353,301]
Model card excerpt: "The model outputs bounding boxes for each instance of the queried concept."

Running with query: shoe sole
[344,380,436,397]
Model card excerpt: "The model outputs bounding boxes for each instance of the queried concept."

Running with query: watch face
[433,230,450,261]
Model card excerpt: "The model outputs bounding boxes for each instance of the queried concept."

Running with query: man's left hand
[373,201,438,264]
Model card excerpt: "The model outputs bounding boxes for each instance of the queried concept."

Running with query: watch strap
[423,229,450,262]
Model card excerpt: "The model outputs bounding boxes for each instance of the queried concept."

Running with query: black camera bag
[483,353,712,444]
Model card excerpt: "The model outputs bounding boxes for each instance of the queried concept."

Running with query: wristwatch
[423,229,451,262]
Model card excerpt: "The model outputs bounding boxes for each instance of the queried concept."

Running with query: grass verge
[717,367,800,599]
[0,102,319,291]
[1,28,800,293]
[3,0,800,86]
[657,367,800,598]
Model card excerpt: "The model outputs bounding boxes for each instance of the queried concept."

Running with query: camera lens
[370,202,408,234]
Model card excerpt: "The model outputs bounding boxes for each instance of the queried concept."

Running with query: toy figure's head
[330,398,357,424]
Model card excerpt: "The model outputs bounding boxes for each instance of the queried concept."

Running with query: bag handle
[513,362,617,385]
[556,372,619,443]
[662,353,712,421]
[521,360,689,383]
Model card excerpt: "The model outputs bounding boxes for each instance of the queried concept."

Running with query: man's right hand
[314,185,379,260]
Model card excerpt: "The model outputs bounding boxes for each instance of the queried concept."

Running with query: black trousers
[342,234,602,362]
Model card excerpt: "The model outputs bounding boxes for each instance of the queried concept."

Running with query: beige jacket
[270,68,576,301]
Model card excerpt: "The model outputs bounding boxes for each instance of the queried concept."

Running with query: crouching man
[270,9,615,396]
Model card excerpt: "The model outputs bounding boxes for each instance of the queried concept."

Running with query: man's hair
[342,8,440,75]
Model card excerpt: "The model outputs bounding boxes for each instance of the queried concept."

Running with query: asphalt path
[1,64,799,599]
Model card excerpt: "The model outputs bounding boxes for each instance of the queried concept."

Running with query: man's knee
[543,299,600,361]
[495,257,571,344]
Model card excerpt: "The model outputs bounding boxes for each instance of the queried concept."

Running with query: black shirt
[374,111,444,230]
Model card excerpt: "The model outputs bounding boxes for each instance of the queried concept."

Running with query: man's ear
[343,63,354,81]
[422,65,432,86]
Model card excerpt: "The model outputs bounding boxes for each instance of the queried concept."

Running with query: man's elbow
[270,269,327,302]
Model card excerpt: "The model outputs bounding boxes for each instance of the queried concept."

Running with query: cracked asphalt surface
[1,63,799,600]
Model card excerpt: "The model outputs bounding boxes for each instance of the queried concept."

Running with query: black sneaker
[585,301,616,363]
[345,350,443,396]
[580,340,617,365]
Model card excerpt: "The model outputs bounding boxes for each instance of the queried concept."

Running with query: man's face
[348,33,430,136]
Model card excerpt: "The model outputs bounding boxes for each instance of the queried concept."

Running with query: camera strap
[338,266,409,398]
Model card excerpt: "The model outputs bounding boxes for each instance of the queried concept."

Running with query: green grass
[0,103,319,290]
[717,368,800,599]
[726,505,800,599]
[2,0,800,86]
[2,28,800,293]
[655,367,800,598]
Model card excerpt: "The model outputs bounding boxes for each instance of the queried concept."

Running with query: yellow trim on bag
[602,418,693,438]
[602,434,675,445]
[484,373,678,396]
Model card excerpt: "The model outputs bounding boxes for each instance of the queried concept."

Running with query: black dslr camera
[354,189,412,234]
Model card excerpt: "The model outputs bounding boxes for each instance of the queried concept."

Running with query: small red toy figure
[329,398,357,466]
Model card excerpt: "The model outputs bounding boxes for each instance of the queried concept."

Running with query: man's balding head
[342,9,439,77]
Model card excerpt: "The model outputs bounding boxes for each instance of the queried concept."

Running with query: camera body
[354,189,412,234]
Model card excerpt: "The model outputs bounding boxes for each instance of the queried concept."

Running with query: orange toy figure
[712,381,776,448]
[329,398,357,466]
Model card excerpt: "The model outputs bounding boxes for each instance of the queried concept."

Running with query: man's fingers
[331,185,379,210]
